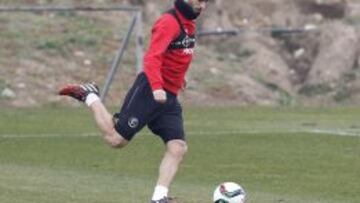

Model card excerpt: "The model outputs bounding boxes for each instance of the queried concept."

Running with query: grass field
[0,106,360,203]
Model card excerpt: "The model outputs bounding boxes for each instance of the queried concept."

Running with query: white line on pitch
[0,128,359,138]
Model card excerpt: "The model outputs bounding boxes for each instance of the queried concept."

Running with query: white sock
[85,93,100,106]
[151,185,168,201]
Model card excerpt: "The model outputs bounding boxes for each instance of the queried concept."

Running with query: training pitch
[0,106,359,203]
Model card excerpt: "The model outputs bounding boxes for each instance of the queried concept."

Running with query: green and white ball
[213,182,246,203]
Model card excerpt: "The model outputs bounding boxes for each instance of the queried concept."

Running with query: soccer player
[59,0,208,202]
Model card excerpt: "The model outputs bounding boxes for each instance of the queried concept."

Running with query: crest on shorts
[128,117,139,128]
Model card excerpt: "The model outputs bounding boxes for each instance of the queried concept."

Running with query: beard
[175,0,201,20]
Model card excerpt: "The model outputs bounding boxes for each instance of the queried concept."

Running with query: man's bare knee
[167,140,188,158]
[103,132,129,149]
[109,138,127,148]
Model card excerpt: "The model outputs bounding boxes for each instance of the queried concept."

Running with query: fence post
[135,11,144,73]
[100,13,138,103]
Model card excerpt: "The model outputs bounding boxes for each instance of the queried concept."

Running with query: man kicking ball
[59,0,208,202]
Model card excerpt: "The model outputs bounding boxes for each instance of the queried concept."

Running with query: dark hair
[174,0,201,20]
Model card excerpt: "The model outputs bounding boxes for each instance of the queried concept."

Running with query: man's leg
[59,83,128,148]
[88,100,129,148]
[151,139,187,201]
[149,95,186,203]
[158,139,188,187]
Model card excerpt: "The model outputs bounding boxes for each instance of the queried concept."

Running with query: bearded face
[184,0,208,14]
[175,0,208,20]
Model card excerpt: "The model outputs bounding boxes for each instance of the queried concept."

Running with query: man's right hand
[153,89,167,103]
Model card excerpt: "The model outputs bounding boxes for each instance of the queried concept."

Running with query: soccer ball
[213,182,246,203]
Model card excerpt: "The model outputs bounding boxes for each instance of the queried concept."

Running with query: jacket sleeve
[143,14,180,91]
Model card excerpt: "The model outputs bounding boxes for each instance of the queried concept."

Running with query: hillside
[1,0,360,107]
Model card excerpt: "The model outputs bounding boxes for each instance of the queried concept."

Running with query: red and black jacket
[143,8,196,95]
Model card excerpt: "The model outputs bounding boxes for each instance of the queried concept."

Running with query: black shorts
[113,73,185,143]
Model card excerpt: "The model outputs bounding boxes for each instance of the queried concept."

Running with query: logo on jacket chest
[181,35,195,48]
[168,32,196,55]
[182,35,195,55]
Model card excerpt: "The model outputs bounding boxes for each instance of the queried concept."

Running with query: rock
[83,59,92,66]
[305,21,358,88]
[229,74,279,105]
[294,48,306,59]
[17,83,26,89]
[241,34,294,95]
[1,88,16,99]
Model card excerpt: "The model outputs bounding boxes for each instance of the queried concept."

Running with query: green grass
[0,11,129,63]
[0,106,360,203]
